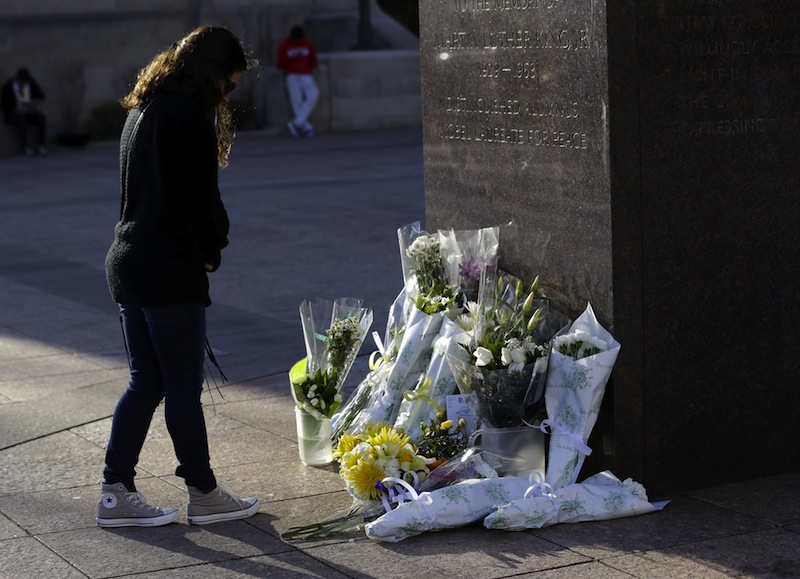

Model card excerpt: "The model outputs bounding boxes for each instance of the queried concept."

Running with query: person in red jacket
[276,25,319,137]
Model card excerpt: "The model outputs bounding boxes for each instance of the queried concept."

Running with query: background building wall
[0,0,420,154]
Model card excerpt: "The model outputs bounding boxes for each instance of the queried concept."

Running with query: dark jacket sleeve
[158,98,229,271]
[29,78,45,101]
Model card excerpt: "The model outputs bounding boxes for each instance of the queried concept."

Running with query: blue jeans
[103,303,217,493]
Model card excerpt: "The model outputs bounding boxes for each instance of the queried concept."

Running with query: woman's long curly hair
[121,25,251,167]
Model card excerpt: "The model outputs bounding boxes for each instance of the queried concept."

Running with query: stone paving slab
[1,129,799,578]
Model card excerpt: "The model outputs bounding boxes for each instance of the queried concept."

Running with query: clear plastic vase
[469,425,545,478]
[295,408,333,466]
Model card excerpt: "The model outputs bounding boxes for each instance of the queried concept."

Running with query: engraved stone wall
[421,0,800,494]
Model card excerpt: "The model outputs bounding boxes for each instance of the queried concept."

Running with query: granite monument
[419,0,800,494]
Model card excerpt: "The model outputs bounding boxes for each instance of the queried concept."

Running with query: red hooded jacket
[276,37,318,75]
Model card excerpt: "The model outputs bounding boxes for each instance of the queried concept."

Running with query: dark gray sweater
[105,91,229,307]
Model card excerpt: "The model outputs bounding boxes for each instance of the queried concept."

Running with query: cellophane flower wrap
[438,225,499,303]
[331,289,409,441]
[446,273,554,430]
[393,317,465,443]
[393,226,500,443]
[398,221,465,317]
[345,223,464,431]
[290,298,373,420]
[543,302,621,489]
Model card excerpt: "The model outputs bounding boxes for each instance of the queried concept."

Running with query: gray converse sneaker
[96,482,178,527]
[187,485,259,525]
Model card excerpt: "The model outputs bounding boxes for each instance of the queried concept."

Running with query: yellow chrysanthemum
[333,431,363,461]
[368,425,410,448]
[343,459,386,501]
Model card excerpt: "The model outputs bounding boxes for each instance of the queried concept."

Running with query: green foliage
[417,413,468,460]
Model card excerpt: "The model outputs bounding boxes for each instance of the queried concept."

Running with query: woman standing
[98,25,259,527]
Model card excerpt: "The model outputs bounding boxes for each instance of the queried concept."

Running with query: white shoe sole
[97,508,178,527]
[187,498,260,525]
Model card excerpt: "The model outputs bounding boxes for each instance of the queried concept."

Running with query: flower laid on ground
[336,423,430,502]
[484,470,666,531]
[291,298,372,420]
[281,422,430,540]
[416,413,469,463]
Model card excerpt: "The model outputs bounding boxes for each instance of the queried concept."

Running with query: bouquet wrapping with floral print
[541,302,621,489]
[484,470,666,530]
[393,317,466,443]
[345,305,445,430]
[364,476,532,542]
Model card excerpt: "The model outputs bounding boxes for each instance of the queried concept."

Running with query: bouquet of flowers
[400,222,465,316]
[332,289,409,441]
[540,302,621,489]
[281,422,429,539]
[290,298,373,420]
[484,470,667,531]
[416,446,500,490]
[438,225,500,303]
[392,225,501,443]
[446,274,553,430]
[416,412,469,465]
[336,423,430,505]
[392,317,466,443]
[364,476,532,542]
[343,223,464,431]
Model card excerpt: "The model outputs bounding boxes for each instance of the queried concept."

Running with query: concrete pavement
[1,128,799,578]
